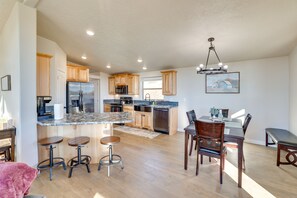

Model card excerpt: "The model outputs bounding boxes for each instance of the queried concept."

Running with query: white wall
[0,2,37,166]
[289,45,297,136]
[99,72,113,112]
[138,57,289,145]
[37,36,67,106]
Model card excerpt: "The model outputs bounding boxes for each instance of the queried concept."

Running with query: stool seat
[100,136,120,145]
[68,136,90,146]
[39,136,63,146]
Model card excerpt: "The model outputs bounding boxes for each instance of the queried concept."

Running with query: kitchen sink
[134,104,152,112]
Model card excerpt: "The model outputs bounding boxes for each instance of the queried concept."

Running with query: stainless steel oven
[110,103,123,112]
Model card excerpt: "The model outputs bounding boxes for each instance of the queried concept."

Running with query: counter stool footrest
[67,155,91,178]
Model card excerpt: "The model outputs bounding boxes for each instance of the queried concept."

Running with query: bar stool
[67,136,91,178]
[37,136,66,181]
[98,136,124,177]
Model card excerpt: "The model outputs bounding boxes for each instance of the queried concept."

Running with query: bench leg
[265,132,268,147]
[277,144,281,167]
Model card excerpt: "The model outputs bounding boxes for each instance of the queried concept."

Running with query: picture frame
[205,72,240,94]
[1,75,11,91]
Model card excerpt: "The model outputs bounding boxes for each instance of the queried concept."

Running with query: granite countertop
[37,112,133,126]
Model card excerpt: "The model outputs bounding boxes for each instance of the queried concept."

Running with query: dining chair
[194,120,226,184]
[225,113,252,170]
[186,110,197,156]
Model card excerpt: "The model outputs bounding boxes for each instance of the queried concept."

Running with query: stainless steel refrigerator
[66,82,95,113]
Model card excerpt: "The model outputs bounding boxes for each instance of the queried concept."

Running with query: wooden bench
[265,128,297,167]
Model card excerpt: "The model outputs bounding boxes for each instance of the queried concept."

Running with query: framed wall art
[205,72,240,94]
[1,75,11,91]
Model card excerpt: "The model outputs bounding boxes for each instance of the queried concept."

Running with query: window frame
[142,76,163,100]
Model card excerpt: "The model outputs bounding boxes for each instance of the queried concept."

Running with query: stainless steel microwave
[115,85,128,94]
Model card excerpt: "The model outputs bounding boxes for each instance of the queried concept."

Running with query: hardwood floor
[30,131,297,198]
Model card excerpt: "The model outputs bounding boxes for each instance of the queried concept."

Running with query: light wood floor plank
[30,131,297,198]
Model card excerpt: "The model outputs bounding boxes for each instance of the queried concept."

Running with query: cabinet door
[108,77,115,95]
[67,66,78,81]
[134,112,142,128]
[114,75,127,85]
[37,55,51,96]
[128,75,139,95]
[142,113,152,130]
[78,68,89,82]
[104,104,111,112]
[161,71,176,95]
[123,106,134,126]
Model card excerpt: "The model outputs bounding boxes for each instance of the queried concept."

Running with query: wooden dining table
[184,116,244,188]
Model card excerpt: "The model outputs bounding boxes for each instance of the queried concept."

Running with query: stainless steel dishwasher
[153,107,169,134]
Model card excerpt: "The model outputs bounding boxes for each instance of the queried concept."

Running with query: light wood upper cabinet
[114,74,128,85]
[161,70,177,96]
[128,74,139,95]
[37,53,52,96]
[108,73,139,95]
[67,64,89,82]
[108,77,115,95]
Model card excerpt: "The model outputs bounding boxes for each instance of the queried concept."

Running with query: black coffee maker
[37,96,52,116]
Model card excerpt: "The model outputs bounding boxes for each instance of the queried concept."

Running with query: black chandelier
[196,37,228,74]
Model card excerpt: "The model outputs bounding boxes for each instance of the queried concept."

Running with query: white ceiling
[3,0,297,74]
[0,0,17,31]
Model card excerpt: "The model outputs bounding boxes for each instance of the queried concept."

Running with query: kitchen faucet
[145,93,150,101]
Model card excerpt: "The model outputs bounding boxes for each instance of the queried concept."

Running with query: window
[142,77,164,100]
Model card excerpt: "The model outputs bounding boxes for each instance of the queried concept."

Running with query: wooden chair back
[243,114,252,135]
[194,120,225,152]
[186,110,197,124]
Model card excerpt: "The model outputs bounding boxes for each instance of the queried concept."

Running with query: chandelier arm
[205,48,211,68]
[213,48,221,63]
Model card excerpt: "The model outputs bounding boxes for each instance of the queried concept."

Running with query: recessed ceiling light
[106,65,111,69]
[86,30,95,36]
[137,57,143,63]
[81,55,87,60]
[142,66,147,70]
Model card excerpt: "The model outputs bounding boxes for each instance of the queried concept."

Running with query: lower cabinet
[104,104,111,112]
[134,111,153,130]
[123,105,134,127]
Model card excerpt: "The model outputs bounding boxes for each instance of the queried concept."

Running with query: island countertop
[37,112,133,126]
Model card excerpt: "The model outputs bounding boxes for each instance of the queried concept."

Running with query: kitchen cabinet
[104,104,111,112]
[67,64,89,82]
[134,111,153,130]
[123,105,134,126]
[37,53,52,96]
[108,77,115,95]
[161,70,177,96]
[108,73,139,95]
[128,74,139,95]
[114,74,128,85]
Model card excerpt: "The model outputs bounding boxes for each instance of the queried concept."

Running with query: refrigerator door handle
[79,91,84,112]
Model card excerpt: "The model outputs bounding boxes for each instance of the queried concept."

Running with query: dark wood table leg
[11,129,15,161]
[237,139,243,188]
[184,130,189,170]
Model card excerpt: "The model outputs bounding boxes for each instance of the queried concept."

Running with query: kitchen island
[37,112,133,164]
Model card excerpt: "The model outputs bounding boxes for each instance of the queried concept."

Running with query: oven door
[110,105,123,112]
